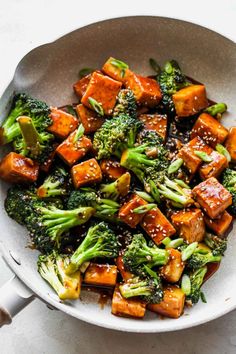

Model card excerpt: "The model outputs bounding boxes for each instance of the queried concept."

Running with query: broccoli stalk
[65,222,120,274]
[38,252,81,300]
[187,249,221,270]
[156,176,193,207]
[100,172,131,200]
[222,168,236,215]
[204,233,227,256]
[123,234,169,276]
[37,166,70,198]
[113,89,137,119]
[187,266,207,304]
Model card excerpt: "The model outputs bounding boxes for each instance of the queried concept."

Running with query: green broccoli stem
[0,107,24,145]
[39,260,65,296]
[139,244,169,267]
[17,116,42,157]
[120,279,151,298]
[157,177,193,206]
[37,179,66,198]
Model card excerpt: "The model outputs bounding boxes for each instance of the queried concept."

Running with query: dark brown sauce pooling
[83,285,113,310]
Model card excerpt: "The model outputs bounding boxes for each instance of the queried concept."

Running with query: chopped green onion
[182,242,198,261]
[216,143,231,162]
[194,151,213,163]
[135,191,154,203]
[181,274,191,295]
[162,237,171,246]
[110,59,129,78]
[168,238,184,249]
[205,103,227,117]
[168,158,183,174]
[148,180,161,204]
[149,58,161,74]
[78,67,94,78]
[99,199,119,208]
[174,179,190,189]
[200,291,207,303]
[133,203,156,214]
[88,97,104,116]
[73,124,85,143]
[66,105,77,117]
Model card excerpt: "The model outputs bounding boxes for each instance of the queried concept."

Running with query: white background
[0,0,236,353]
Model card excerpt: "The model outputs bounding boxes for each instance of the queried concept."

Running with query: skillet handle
[0,276,34,327]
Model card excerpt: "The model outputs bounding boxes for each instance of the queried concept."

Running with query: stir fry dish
[1,57,235,320]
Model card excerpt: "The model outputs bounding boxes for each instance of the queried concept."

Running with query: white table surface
[0,1,236,353]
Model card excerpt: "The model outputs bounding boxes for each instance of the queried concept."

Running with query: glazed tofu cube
[171,209,205,243]
[118,194,147,228]
[100,159,127,180]
[160,248,185,283]
[141,208,176,245]
[71,158,102,188]
[148,286,185,319]
[172,84,208,117]
[111,285,146,318]
[199,150,228,180]
[0,152,39,183]
[115,255,133,282]
[84,263,117,287]
[47,108,78,139]
[204,210,233,237]
[225,127,236,163]
[81,72,122,115]
[40,143,58,173]
[56,130,92,166]
[139,114,167,140]
[192,177,232,219]
[76,104,104,134]
[102,57,130,82]
[125,72,162,107]
[178,136,212,175]
[73,73,92,99]
[191,113,229,147]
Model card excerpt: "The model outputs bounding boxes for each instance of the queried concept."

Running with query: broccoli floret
[123,234,169,276]
[157,60,189,113]
[65,222,120,274]
[37,166,71,198]
[0,93,51,145]
[99,172,131,200]
[186,266,207,304]
[93,114,142,159]
[113,89,137,120]
[38,251,81,300]
[204,233,227,256]
[187,249,221,270]
[222,168,236,215]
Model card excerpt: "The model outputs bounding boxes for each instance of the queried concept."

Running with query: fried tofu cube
[84,263,117,287]
[141,208,176,245]
[47,108,78,139]
[192,177,232,219]
[199,150,228,180]
[118,194,147,228]
[225,127,236,163]
[111,285,146,318]
[125,72,162,107]
[171,209,205,243]
[148,286,185,319]
[0,152,39,183]
[56,130,92,166]
[71,158,102,188]
[204,210,233,237]
[102,57,130,82]
[115,254,133,282]
[81,72,122,115]
[178,136,212,175]
[160,248,185,283]
[172,84,208,117]
[73,73,92,99]
[100,159,127,180]
[139,114,167,139]
[75,104,104,134]
[191,113,229,147]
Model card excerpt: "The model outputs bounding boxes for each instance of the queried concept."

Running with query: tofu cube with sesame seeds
[47,108,78,139]
[71,158,102,189]
[73,73,92,99]
[224,127,236,163]
[118,194,148,228]
[204,210,233,237]
[172,84,208,117]
[190,113,229,148]
[148,286,185,319]
[102,57,130,83]
[124,72,162,108]
[111,285,146,318]
[192,177,232,219]
[115,254,133,282]
[56,130,92,166]
[139,113,167,140]
[199,150,228,180]
[81,71,122,115]
[178,136,213,175]
[171,209,205,244]
[160,248,185,283]
[84,263,118,287]
[100,159,127,180]
[76,104,104,134]
[140,208,176,245]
